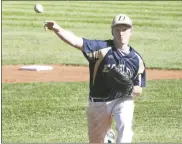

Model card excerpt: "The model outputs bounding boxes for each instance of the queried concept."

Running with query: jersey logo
[102,64,133,77]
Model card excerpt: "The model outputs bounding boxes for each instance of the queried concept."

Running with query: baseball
[34,4,44,13]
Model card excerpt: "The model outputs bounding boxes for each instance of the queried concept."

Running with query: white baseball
[34,4,44,13]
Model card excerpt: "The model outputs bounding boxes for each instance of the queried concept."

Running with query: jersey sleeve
[133,56,146,87]
[82,38,113,61]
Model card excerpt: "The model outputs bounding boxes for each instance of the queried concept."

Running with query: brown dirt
[2,65,182,83]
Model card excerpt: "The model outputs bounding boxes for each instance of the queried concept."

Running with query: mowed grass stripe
[3,19,181,29]
[3,12,182,23]
[2,13,182,22]
[3,24,182,33]
[2,1,182,12]
[3,28,182,42]
[3,3,182,12]
[2,13,182,21]
[3,15,181,25]
[2,7,182,18]
[3,1,182,8]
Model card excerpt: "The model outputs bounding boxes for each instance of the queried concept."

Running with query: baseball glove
[106,66,133,96]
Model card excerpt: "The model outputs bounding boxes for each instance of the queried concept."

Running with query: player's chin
[120,41,126,46]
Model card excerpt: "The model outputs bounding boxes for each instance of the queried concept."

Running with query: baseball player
[44,13,146,143]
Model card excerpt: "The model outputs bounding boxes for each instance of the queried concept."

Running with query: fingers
[44,27,47,31]
[44,20,54,31]
[44,21,48,31]
[44,22,48,31]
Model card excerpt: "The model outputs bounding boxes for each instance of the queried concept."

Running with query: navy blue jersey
[82,38,146,99]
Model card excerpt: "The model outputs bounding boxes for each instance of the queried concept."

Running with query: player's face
[112,24,132,46]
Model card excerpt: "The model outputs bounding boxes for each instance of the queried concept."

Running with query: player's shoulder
[130,45,144,60]
[83,38,114,48]
[130,45,146,68]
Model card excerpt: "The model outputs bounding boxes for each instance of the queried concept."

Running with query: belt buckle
[89,97,107,102]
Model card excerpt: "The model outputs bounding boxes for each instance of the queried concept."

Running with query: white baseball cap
[111,14,132,28]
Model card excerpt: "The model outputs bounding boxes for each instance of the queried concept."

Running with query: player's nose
[120,31,124,36]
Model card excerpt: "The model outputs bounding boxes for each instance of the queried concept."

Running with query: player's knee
[116,124,134,143]
[116,123,133,135]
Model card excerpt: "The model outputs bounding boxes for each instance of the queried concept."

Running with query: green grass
[134,80,182,142]
[2,80,182,143]
[2,82,89,143]
[2,1,182,69]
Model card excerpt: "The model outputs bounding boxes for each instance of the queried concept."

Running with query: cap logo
[118,16,125,21]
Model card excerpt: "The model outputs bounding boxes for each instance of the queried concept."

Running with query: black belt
[89,96,115,102]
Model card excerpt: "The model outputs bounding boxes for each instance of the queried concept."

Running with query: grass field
[2,80,182,143]
[2,1,182,69]
[2,1,182,143]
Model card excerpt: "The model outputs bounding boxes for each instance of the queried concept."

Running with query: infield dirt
[2,65,182,83]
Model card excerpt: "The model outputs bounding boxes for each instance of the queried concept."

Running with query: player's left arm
[132,78,143,96]
[132,73,146,96]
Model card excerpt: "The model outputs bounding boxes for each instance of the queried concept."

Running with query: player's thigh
[112,97,134,126]
[112,98,134,143]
